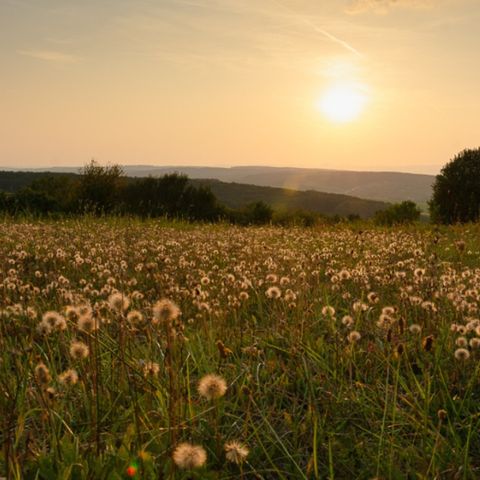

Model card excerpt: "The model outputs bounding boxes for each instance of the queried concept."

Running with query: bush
[374,201,421,226]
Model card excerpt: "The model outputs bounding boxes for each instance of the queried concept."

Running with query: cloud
[17,49,79,63]
[346,0,438,14]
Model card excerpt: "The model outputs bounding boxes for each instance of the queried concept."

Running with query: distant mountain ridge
[0,165,435,204]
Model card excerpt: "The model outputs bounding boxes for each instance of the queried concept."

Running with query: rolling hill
[0,165,435,204]
[0,170,388,218]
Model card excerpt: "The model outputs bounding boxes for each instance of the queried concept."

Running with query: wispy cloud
[109,0,363,72]
[347,0,439,14]
[17,49,79,63]
[270,0,362,56]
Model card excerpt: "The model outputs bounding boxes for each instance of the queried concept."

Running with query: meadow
[1,218,480,479]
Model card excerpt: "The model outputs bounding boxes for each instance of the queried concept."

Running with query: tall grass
[1,218,480,478]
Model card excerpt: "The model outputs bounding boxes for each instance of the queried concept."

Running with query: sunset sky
[1,0,479,173]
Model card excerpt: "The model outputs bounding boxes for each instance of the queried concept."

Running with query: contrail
[269,0,363,57]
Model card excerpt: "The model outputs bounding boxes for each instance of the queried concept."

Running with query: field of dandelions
[1,218,480,479]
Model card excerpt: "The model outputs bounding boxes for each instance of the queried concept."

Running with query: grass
[1,218,480,478]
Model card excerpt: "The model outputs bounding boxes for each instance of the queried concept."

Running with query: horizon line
[0,164,440,176]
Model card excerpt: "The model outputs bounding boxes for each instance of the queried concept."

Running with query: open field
[1,218,480,479]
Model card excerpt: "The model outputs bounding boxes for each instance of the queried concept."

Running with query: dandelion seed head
[172,443,207,469]
[198,373,227,400]
[409,324,422,334]
[58,369,79,385]
[348,330,361,343]
[34,362,51,385]
[454,348,470,361]
[108,292,130,312]
[69,340,89,360]
[265,286,281,299]
[224,441,249,464]
[152,298,181,323]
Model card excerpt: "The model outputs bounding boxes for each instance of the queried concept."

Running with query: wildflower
[34,362,51,385]
[152,299,181,324]
[381,306,395,316]
[353,301,368,312]
[377,314,394,328]
[454,348,470,361]
[284,289,297,303]
[239,291,249,301]
[65,306,79,321]
[70,340,89,360]
[469,337,480,349]
[172,443,207,469]
[78,314,98,332]
[266,274,278,283]
[437,409,447,421]
[108,292,130,312]
[455,336,468,348]
[36,321,52,336]
[42,310,62,327]
[347,331,361,343]
[321,306,335,317]
[341,315,354,327]
[367,292,379,304]
[216,340,233,359]
[45,386,57,400]
[409,324,422,334]
[224,441,249,464]
[143,361,160,377]
[198,374,227,400]
[41,311,67,331]
[58,369,79,386]
[126,310,144,325]
[265,286,281,299]
[338,269,351,280]
[414,268,426,278]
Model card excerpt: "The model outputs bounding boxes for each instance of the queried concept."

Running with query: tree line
[0,161,328,225]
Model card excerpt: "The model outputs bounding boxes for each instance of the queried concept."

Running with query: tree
[429,148,480,224]
[374,201,421,226]
[241,201,273,225]
[76,160,126,214]
[25,175,78,212]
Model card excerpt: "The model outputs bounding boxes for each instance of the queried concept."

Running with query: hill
[0,165,434,204]
[148,166,433,204]
[190,179,387,218]
[0,170,387,218]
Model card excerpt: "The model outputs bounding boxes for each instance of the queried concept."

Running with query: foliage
[429,148,480,224]
[0,163,223,222]
[123,174,222,221]
[76,160,126,214]
[374,200,421,226]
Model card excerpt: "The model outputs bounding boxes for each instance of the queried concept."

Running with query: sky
[1,0,479,174]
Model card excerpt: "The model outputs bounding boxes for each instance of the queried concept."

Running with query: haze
[1,0,479,174]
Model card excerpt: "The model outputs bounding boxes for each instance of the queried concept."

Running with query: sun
[317,84,368,123]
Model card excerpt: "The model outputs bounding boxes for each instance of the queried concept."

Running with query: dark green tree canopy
[76,160,126,214]
[374,200,421,226]
[429,148,480,224]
